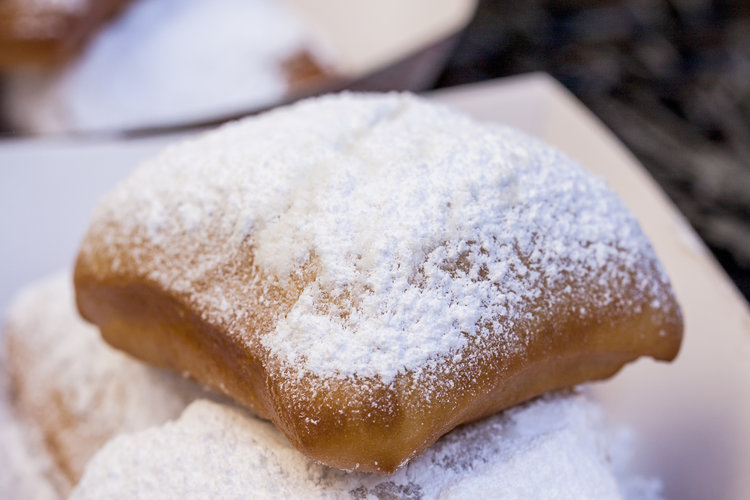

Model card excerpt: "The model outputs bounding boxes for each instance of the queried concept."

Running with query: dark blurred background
[435,0,750,301]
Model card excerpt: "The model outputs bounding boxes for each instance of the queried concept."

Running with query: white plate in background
[3,0,477,134]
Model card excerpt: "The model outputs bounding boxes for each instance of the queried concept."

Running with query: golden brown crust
[282,50,332,92]
[0,0,133,69]
[74,253,681,473]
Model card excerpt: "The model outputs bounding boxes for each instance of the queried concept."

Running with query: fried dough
[74,94,682,472]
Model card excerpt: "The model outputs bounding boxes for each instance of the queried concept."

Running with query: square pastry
[74,93,682,472]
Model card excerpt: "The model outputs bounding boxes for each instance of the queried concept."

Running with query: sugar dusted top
[82,93,674,384]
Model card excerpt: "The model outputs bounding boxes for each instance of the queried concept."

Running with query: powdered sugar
[81,93,674,385]
[3,273,203,494]
[70,393,663,500]
[0,364,58,500]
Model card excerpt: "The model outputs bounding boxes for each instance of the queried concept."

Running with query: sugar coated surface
[7,0,323,131]
[0,363,58,500]
[5,273,199,441]
[83,93,673,384]
[71,394,663,500]
[2,273,203,495]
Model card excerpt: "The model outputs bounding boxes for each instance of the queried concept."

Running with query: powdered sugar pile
[83,93,674,386]
[0,366,58,500]
[5,273,202,438]
[7,0,327,132]
[3,273,204,493]
[70,393,663,500]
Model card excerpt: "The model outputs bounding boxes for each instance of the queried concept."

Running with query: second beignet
[74,93,682,472]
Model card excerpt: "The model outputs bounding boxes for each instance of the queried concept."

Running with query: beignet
[3,274,202,495]
[0,0,132,68]
[74,93,682,472]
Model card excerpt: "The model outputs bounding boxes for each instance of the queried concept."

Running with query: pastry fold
[74,93,682,472]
